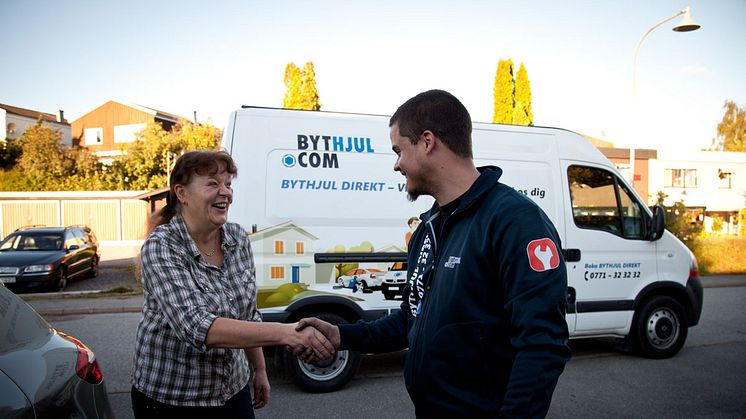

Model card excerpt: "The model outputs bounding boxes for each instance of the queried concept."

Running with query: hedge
[686,237,746,275]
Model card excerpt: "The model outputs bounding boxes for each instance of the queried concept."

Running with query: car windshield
[0,233,63,251]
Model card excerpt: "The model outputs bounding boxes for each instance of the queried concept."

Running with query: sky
[1,0,744,152]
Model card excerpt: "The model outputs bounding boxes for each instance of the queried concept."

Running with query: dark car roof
[12,228,66,234]
[11,226,91,235]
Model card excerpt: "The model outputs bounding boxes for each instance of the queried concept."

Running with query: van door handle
[562,248,581,262]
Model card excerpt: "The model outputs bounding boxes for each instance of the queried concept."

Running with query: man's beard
[405,174,431,202]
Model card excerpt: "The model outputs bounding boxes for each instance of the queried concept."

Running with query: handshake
[287,318,340,363]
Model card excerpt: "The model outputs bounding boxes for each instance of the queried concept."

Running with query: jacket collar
[419,165,503,222]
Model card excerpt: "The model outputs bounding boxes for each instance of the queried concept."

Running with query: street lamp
[629,6,700,188]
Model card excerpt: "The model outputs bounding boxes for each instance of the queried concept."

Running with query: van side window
[568,166,646,239]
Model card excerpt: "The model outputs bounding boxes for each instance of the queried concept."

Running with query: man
[298,89,570,417]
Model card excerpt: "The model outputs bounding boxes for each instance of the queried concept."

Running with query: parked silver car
[0,283,114,417]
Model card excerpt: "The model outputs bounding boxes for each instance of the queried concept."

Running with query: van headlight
[25,264,53,273]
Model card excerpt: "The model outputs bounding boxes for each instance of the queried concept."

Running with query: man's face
[390,123,430,201]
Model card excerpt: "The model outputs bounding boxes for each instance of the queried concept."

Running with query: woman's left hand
[252,368,271,409]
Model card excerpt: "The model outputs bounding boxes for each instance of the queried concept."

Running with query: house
[249,221,320,285]
[1,103,72,147]
[70,100,187,163]
[581,134,657,202]
[598,147,658,204]
[649,150,746,235]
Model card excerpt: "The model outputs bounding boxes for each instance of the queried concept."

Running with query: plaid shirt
[132,214,261,406]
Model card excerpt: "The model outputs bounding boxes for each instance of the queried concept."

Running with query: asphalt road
[46,285,746,419]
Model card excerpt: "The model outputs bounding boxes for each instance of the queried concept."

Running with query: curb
[38,306,143,316]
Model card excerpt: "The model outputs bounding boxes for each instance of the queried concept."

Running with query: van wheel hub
[647,309,678,349]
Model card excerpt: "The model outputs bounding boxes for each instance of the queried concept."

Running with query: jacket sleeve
[498,205,572,418]
[337,287,411,353]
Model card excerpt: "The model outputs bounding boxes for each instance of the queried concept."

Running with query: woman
[131,150,332,418]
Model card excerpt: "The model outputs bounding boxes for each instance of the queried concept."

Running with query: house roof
[72,100,188,124]
[251,221,319,241]
[0,103,68,124]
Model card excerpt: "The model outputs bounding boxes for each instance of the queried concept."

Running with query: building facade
[649,150,746,235]
[71,100,185,163]
[1,103,72,147]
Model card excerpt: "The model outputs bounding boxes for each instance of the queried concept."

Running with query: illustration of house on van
[249,221,319,285]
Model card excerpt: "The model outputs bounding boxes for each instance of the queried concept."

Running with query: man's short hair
[389,90,473,158]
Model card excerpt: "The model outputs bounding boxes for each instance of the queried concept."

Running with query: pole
[630,8,689,189]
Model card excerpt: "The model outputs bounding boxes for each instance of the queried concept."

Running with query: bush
[686,237,746,275]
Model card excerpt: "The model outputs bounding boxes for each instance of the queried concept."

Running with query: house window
[274,240,284,254]
[114,123,146,143]
[664,169,697,188]
[84,127,104,145]
[718,170,733,189]
[295,242,305,255]
[270,266,285,280]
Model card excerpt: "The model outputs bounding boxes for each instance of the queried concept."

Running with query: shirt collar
[171,214,235,258]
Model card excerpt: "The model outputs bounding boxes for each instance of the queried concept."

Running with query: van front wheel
[282,312,361,393]
[634,296,687,359]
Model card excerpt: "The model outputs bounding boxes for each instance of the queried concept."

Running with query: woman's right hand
[285,323,335,361]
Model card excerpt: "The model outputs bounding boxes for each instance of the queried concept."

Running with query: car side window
[72,229,87,245]
[64,231,78,249]
[568,165,647,239]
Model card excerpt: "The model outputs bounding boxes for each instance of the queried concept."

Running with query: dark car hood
[0,251,64,267]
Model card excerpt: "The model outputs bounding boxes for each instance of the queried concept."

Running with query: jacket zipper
[407,214,439,398]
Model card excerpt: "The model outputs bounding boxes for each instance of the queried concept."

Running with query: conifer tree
[283,63,302,109]
[299,61,321,111]
[493,59,514,124]
[513,63,533,126]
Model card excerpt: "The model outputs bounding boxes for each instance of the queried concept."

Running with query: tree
[513,63,533,126]
[493,59,514,124]
[654,191,703,241]
[711,100,745,151]
[0,139,22,170]
[16,121,69,179]
[107,120,222,190]
[299,61,321,111]
[283,63,303,109]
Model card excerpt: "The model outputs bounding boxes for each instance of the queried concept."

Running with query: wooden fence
[0,191,150,242]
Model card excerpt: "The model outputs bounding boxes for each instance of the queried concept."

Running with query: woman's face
[176,166,234,229]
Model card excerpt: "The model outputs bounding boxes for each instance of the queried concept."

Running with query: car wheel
[87,256,99,278]
[283,312,361,393]
[633,295,688,359]
[52,267,67,292]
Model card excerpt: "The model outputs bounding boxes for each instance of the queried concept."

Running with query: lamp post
[629,6,700,189]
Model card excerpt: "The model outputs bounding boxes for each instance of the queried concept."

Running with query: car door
[74,229,95,273]
[562,163,657,334]
[63,231,85,277]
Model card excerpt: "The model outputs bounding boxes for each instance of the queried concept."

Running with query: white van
[222,106,703,392]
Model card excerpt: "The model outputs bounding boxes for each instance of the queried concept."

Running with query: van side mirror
[648,205,665,241]
[67,244,80,251]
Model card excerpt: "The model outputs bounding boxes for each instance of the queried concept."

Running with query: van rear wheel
[633,296,687,359]
[283,312,361,392]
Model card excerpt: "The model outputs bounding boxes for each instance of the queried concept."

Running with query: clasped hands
[288,318,341,363]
